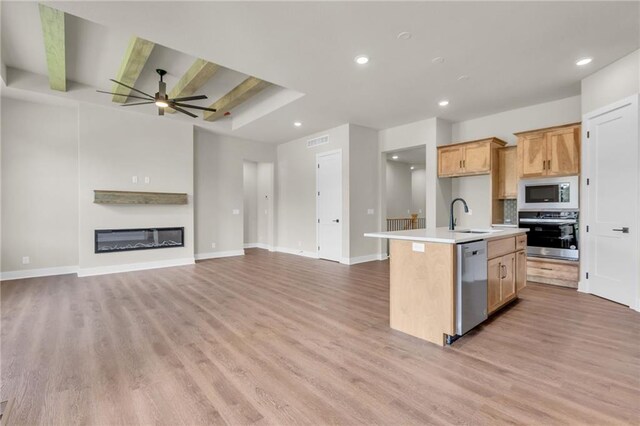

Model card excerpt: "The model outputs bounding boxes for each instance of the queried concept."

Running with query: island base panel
[389,240,456,346]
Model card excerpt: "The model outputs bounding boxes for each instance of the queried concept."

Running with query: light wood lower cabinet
[487,235,526,314]
[527,257,579,288]
[516,250,527,291]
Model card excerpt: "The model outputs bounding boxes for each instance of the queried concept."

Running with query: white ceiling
[2,1,639,143]
[386,146,426,165]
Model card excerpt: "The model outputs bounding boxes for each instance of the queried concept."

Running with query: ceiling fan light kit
[97,68,217,118]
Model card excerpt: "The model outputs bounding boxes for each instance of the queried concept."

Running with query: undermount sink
[455,229,503,234]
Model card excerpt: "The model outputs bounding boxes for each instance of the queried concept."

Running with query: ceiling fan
[97,69,216,118]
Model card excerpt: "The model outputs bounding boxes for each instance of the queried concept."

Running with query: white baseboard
[0,265,78,281]
[77,257,195,277]
[243,243,272,250]
[274,246,319,259]
[195,250,245,261]
[341,253,387,265]
[577,280,589,293]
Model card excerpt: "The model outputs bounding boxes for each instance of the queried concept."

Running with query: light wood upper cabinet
[437,137,506,178]
[546,127,580,176]
[498,146,517,199]
[462,142,491,174]
[518,133,547,178]
[438,146,464,177]
[516,123,581,178]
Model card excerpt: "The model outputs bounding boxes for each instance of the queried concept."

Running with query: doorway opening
[243,161,275,251]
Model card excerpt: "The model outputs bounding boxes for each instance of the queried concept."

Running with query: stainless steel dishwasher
[455,240,488,336]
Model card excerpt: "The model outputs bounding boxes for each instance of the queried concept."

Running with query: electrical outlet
[132,176,138,184]
[466,209,473,215]
[211,242,216,249]
[298,241,302,247]
[144,176,150,184]
[22,256,30,265]
[419,209,423,213]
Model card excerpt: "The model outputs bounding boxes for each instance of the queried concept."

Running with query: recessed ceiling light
[410,166,415,170]
[438,100,450,107]
[576,57,593,66]
[431,56,445,64]
[293,121,302,127]
[397,31,412,40]
[457,75,470,81]
[354,55,369,65]
[392,155,399,160]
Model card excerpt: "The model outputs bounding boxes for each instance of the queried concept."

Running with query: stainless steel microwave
[518,176,579,210]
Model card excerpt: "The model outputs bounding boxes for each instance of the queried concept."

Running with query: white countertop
[364,227,528,244]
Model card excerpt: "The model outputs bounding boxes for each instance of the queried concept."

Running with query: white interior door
[317,151,342,262]
[584,95,639,307]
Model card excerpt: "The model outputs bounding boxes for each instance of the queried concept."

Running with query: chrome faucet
[449,198,469,230]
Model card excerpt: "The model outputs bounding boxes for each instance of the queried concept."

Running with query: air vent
[307,135,329,148]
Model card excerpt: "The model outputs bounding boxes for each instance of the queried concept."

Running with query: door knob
[332,219,340,223]
[612,227,629,233]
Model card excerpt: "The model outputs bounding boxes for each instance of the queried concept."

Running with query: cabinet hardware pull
[540,267,553,270]
[543,161,546,170]
[459,160,462,168]
[548,159,551,169]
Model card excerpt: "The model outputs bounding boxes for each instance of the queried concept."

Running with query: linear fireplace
[95,227,184,253]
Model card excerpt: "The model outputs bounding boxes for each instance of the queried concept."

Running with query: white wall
[1,97,78,276]
[243,161,258,245]
[349,124,380,260]
[582,50,640,114]
[276,124,350,257]
[450,96,582,228]
[77,104,194,275]
[256,162,274,247]
[385,161,412,218]
[411,168,426,216]
[194,128,276,258]
[452,95,582,145]
[379,117,452,228]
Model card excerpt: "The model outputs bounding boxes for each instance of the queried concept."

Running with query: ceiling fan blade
[171,102,217,112]
[170,104,198,118]
[121,101,155,106]
[96,90,153,101]
[109,79,155,99]
[170,95,208,102]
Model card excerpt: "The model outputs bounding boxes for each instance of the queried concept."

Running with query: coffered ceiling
[2,1,638,143]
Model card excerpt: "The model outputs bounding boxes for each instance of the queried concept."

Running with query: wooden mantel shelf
[94,190,188,205]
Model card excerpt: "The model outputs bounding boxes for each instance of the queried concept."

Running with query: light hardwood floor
[1,249,639,425]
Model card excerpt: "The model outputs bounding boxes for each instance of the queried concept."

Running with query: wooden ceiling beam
[203,77,270,122]
[38,4,66,91]
[165,59,219,114]
[111,37,155,103]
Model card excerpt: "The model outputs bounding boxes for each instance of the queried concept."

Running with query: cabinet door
[546,127,580,176]
[518,134,547,178]
[487,257,503,314]
[438,146,463,177]
[501,253,516,303]
[498,147,517,199]
[516,250,527,292]
[462,142,491,175]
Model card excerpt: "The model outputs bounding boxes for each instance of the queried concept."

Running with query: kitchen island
[365,227,528,346]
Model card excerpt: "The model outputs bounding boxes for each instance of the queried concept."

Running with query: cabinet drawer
[488,237,515,259]
[515,234,527,251]
[527,258,579,288]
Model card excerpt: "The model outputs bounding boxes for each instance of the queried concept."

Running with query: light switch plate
[22,256,30,264]
[144,176,150,184]
[367,209,374,215]
[232,209,240,215]
[132,176,138,183]
[412,243,425,253]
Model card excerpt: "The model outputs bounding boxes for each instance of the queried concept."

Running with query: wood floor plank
[2,248,639,425]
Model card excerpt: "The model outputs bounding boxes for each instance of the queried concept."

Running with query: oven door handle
[519,219,577,224]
